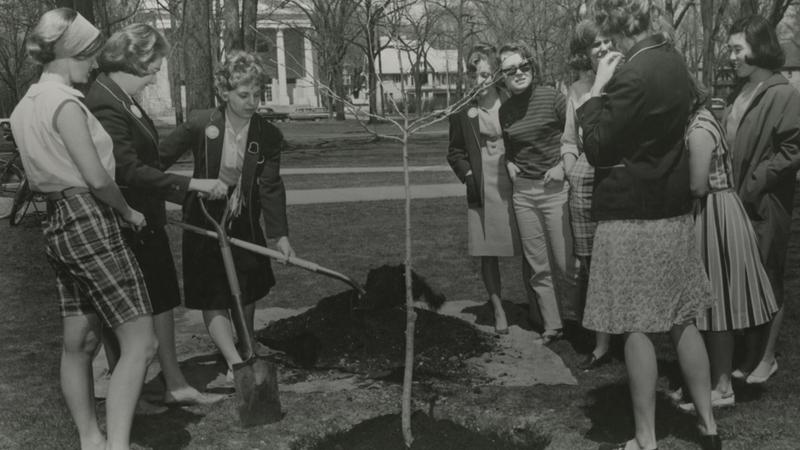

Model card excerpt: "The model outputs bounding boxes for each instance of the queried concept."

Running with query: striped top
[687,108,733,192]
[499,85,566,179]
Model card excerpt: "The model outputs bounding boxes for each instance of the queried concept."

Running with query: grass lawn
[2,121,800,449]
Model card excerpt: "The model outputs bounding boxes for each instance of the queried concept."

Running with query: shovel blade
[232,357,282,427]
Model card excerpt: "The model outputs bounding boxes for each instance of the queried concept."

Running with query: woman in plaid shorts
[561,20,614,371]
[10,8,157,449]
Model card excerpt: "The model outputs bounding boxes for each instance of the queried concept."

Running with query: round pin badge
[129,104,143,118]
[467,107,478,118]
[205,125,220,139]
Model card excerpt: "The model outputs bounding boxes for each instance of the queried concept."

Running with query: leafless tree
[183,0,215,111]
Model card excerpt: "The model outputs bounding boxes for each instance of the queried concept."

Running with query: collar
[27,80,84,99]
[624,34,668,64]
[95,73,158,145]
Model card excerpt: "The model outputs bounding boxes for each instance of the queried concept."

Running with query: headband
[53,13,100,59]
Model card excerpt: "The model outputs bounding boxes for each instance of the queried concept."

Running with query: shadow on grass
[310,410,550,450]
[131,408,203,449]
[460,300,536,331]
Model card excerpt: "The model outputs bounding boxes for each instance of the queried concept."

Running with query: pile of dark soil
[256,265,495,379]
[310,411,550,450]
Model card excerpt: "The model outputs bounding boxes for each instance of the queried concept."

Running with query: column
[303,35,318,106]
[276,27,290,105]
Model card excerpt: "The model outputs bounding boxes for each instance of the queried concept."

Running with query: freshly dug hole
[256,265,496,379]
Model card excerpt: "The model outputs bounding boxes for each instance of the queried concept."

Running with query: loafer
[579,352,612,371]
[746,359,777,384]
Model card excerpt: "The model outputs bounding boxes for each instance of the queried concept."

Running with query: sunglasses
[501,63,533,77]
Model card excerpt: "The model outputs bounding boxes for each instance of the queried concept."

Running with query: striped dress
[690,108,778,331]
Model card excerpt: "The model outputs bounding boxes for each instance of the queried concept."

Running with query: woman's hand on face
[591,51,624,96]
[189,178,228,200]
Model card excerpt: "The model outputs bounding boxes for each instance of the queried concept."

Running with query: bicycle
[0,125,45,225]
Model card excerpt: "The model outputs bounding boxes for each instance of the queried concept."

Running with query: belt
[42,187,91,201]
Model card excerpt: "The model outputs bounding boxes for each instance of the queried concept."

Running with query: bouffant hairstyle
[729,15,785,71]
[27,8,103,64]
[592,0,654,38]
[98,23,169,76]
[214,50,269,95]
[568,20,601,71]
[466,43,498,74]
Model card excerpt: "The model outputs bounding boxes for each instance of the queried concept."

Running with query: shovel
[195,198,282,427]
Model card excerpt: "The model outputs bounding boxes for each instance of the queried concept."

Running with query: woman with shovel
[160,50,294,383]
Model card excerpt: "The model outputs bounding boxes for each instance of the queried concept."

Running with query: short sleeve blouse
[10,81,115,192]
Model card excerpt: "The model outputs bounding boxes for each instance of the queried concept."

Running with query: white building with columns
[136,1,319,121]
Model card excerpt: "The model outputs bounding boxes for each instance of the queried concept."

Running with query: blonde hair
[27,7,102,64]
[98,23,169,76]
[214,51,269,95]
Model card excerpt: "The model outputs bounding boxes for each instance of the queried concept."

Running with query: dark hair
[688,74,710,114]
[568,20,600,71]
[729,15,784,71]
[592,0,654,38]
[98,23,169,76]
[466,43,497,73]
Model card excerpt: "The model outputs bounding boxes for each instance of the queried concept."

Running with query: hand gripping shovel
[195,198,282,427]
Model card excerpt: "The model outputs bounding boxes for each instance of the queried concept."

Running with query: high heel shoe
[699,434,721,450]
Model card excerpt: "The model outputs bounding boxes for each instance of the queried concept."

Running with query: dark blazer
[447,104,484,206]
[724,73,800,291]
[85,73,190,227]
[159,107,289,303]
[577,34,693,221]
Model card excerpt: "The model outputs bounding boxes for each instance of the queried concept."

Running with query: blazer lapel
[203,108,226,178]
[95,74,159,147]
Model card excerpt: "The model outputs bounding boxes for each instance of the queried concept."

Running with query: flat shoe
[731,368,748,380]
[746,359,777,384]
[494,327,509,335]
[164,389,226,407]
[579,352,611,371]
[677,390,735,412]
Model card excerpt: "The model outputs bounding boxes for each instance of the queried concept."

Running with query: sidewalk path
[166,165,462,208]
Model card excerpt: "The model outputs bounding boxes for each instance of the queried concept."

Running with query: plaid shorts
[43,192,152,328]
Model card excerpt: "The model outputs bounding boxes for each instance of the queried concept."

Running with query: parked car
[256,106,289,122]
[709,97,726,121]
[289,107,329,121]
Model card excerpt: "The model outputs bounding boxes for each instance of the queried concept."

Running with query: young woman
[561,20,614,370]
[678,77,778,410]
[724,15,800,385]
[85,23,227,406]
[447,43,520,334]
[159,50,294,381]
[497,42,579,343]
[577,1,718,449]
[10,8,156,449]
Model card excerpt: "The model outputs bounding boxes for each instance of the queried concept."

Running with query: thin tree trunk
[168,0,185,124]
[701,0,714,88]
[241,0,257,51]
[183,0,215,111]
[223,0,242,51]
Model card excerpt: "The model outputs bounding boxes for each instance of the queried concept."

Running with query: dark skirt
[122,226,182,315]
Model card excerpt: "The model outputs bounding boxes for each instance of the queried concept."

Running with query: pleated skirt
[694,190,778,331]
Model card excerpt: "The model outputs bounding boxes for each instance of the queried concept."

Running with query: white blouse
[10,81,115,192]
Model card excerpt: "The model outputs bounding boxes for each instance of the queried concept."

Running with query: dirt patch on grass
[256,265,495,380]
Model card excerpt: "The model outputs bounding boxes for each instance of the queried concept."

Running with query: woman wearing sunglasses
[577,0,718,449]
[447,44,520,334]
[497,42,579,343]
[159,50,294,382]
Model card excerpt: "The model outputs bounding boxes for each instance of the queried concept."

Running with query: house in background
[136,1,320,121]
[369,39,460,114]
